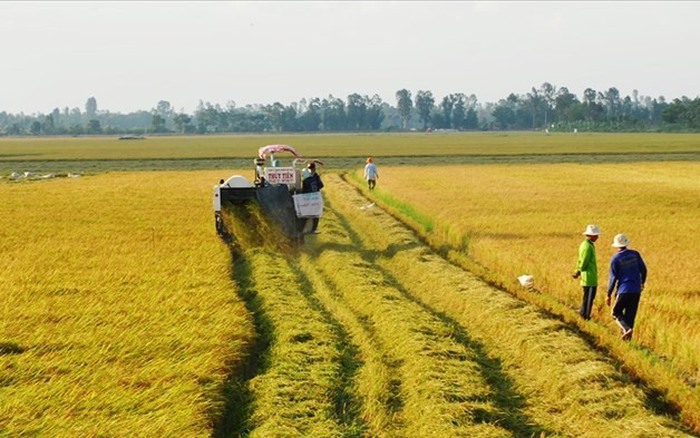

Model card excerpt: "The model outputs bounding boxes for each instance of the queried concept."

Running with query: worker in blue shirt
[606,233,647,341]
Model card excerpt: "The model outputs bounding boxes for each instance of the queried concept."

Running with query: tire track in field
[327,173,695,437]
[299,255,407,437]
[354,247,548,436]
[288,261,367,435]
[214,243,366,437]
[213,251,271,438]
[300,194,538,436]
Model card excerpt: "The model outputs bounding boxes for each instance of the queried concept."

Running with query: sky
[2,1,699,115]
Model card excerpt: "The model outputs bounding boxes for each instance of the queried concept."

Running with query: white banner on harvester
[264,167,296,185]
[293,192,324,218]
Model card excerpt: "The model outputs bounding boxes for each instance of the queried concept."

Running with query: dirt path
[218,174,694,437]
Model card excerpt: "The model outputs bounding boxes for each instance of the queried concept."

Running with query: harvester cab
[213,144,324,244]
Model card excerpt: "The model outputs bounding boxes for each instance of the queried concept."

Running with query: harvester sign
[293,192,324,218]
[265,167,296,185]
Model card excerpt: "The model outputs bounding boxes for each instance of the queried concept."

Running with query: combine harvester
[213,144,324,246]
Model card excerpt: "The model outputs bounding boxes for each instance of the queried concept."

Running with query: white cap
[612,233,631,248]
[582,224,601,236]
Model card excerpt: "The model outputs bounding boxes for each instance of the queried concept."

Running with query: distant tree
[151,114,166,133]
[492,93,525,130]
[452,94,466,130]
[661,96,700,128]
[154,100,173,128]
[377,102,402,130]
[662,99,683,124]
[155,100,172,117]
[280,104,299,132]
[414,90,435,130]
[266,102,285,132]
[566,102,587,123]
[85,97,97,118]
[603,87,621,118]
[364,94,385,130]
[440,94,456,129]
[42,114,55,134]
[621,95,633,119]
[582,88,604,122]
[173,112,191,133]
[68,124,83,135]
[465,107,479,130]
[321,95,346,131]
[492,96,516,130]
[300,97,321,131]
[464,94,480,130]
[51,108,61,129]
[395,89,413,130]
[195,101,224,133]
[685,98,700,128]
[30,121,42,135]
[87,119,102,134]
[583,88,597,106]
[629,90,650,121]
[651,96,668,124]
[525,87,543,129]
[539,82,556,127]
[346,93,367,130]
[7,123,22,135]
[554,87,579,122]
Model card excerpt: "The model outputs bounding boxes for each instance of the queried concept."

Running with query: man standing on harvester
[302,162,324,234]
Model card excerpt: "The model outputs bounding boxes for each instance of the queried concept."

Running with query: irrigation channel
[213,174,695,438]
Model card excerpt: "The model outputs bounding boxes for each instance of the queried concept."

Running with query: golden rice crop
[326,172,692,436]
[351,161,700,430]
[0,171,254,436]
[1,132,698,162]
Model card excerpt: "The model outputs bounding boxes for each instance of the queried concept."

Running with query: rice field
[0,171,255,435]
[1,131,699,162]
[2,132,700,436]
[349,160,700,432]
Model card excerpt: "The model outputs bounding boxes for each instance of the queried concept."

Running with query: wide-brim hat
[582,224,601,236]
[612,233,631,248]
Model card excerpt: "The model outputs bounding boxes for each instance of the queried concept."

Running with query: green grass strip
[347,171,434,233]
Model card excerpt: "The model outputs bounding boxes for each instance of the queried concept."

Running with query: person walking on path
[572,224,601,320]
[606,233,647,341]
[364,157,379,190]
[302,162,324,234]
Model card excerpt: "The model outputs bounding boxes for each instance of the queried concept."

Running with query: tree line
[1,83,699,136]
